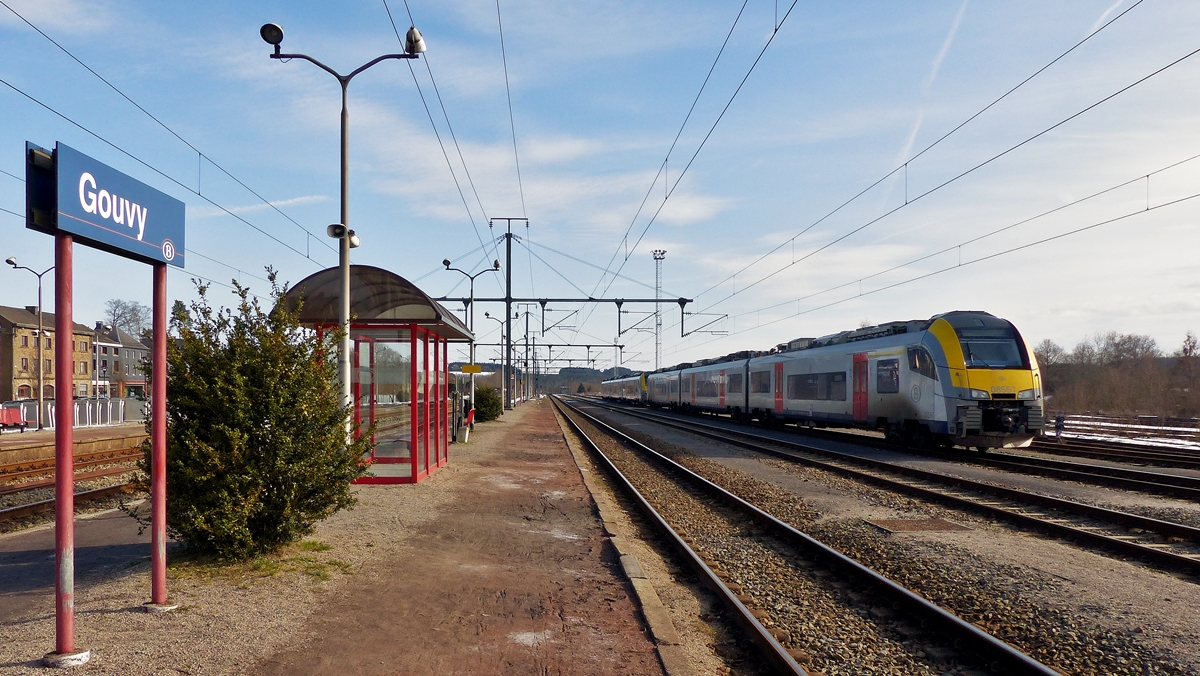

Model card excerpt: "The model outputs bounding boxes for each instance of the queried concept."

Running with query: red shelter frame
[281,265,473,485]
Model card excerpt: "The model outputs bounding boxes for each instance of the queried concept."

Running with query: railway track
[604,399,1200,502]
[0,482,134,522]
[1027,436,1200,470]
[552,396,1060,676]
[582,399,1200,579]
[0,447,143,487]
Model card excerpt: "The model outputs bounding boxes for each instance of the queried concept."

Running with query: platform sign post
[26,142,185,666]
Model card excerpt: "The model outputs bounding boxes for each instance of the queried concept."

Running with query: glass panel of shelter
[350,327,412,480]
[346,325,450,482]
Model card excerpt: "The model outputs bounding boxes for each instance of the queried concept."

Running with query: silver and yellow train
[599,372,647,404]
[601,311,1044,450]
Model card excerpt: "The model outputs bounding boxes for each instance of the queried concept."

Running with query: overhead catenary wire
[691,41,1200,317]
[599,0,800,288]
[0,76,320,264]
[659,188,1200,359]
[0,0,337,258]
[727,151,1200,322]
[695,0,1148,302]
[382,0,502,289]
[588,0,750,298]
[390,1,494,235]
[495,0,527,218]
[626,149,1200,358]
[526,240,682,296]
[1,203,278,295]
[574,0,798,344]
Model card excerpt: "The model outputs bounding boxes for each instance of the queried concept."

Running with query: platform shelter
[282,265,473,484]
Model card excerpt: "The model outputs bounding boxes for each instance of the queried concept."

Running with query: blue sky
[2,0,1198,372]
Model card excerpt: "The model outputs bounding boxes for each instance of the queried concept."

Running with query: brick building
[0,305,95,402]
[93,323,149,398]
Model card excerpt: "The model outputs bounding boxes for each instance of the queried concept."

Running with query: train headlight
[968,389,991,400]
[1017,388,1036,400]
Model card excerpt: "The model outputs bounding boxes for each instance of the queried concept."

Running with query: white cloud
[188,194,329,220]
[0,0,115,34]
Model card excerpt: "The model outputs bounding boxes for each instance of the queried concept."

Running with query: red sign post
[27,142,185,666]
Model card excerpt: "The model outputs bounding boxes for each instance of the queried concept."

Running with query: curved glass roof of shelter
[280,265,473,342]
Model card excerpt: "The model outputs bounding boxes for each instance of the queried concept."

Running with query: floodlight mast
[261,22,425,441]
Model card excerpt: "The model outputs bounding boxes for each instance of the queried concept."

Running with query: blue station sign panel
[51,143,186,267]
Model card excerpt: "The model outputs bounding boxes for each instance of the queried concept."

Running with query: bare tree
[1175,330,1198,359]
[105,299,151,336]
[1033,339,1066,366]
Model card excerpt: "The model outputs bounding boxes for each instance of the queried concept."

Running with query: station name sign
[26,142,185,267]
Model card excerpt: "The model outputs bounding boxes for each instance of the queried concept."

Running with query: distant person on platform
[1054,414,1066,441]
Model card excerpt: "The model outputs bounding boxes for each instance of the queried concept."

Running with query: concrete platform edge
[551,404,695,676]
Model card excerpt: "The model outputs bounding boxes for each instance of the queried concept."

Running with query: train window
[669,378,679,394]
[786,372,847,401]
[750,371,771,393]
[697,373,719,397]
[787,374,817,400]
[681,377,691,394]
[727,373,743,394]
[877,359,900,394]
[826,372,847,401]
[907,347,938,380]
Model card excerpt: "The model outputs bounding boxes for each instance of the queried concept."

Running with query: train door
[719,369,726,408]
[853,353,869,421]
[690,374,696,406]
[773,362,784,414]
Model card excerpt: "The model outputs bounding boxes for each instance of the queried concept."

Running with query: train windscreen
[944,313,1030,369]
[957,328,1027,368]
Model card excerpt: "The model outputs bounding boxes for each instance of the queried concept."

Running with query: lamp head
[442,259,451,268]
[260,23,284,46]
[404,25,426,54]
[492,260,501,270]
[485,312,491,318]
[348,230,361,248]
[4,256,15,268]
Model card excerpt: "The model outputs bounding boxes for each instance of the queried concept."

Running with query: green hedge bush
[135,272,370,561]
[474,385,503,422]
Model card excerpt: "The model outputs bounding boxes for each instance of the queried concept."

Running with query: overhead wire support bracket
[682,311,728,337]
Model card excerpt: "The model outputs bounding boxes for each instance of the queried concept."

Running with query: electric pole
[653,249,666,371]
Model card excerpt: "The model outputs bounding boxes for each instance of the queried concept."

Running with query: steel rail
[1028,438,1200,470]
[1,449,142,485]
[555,396,1063,676]
[942,448,1200,499]
[581,400,1200,577]
[552,397,808,676]
[0,465,137,498]
[0,482,133,522]
[595,399,1200,500]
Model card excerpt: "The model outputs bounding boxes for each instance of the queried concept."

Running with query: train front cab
[928,313,1044,449]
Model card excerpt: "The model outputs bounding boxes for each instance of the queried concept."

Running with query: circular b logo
[910,384,922,402]
[161,239,176,262]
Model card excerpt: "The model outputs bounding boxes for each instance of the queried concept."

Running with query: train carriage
[599,372,647,404]
[745,311,1043,448]
[603,311,1041,450]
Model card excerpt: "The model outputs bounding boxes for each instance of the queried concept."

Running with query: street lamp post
[442,258,500,417]
[260,22,426,440]
[91,325,111,423]
[483,312,506,413]
[6,257,53,429]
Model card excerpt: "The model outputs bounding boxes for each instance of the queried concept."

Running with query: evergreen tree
[136,271,370,560]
